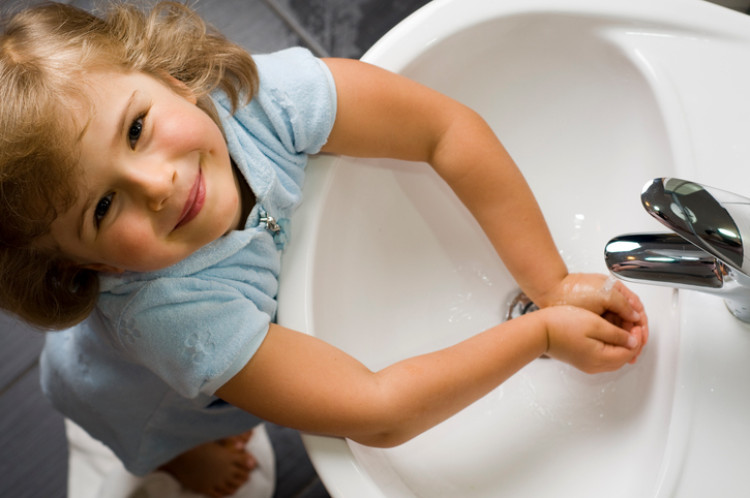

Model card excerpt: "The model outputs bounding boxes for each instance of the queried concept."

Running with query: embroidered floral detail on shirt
[77,352,90,377]
[184,330,216,363]
[121,326,142,346]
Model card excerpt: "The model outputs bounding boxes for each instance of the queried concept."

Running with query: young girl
[0,2,648,497]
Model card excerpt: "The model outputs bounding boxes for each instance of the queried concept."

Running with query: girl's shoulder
[215,47,337,156]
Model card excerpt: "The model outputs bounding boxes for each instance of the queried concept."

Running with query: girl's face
[50,70,242,273]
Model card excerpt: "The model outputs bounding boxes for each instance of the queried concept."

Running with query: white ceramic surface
[277,0,750,496]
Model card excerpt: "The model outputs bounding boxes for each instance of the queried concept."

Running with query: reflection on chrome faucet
[605,178,750,322]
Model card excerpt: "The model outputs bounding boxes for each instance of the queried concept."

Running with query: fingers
[615,281,649,348]
[572,314,642,373]
[627,326,646,364]
[599,279,650,349]
[580,338,638,374]
[602,312,648,363]
[544,306,645,373]
[599,319,651,370]
[600,278,640,322]
[593,319,640,350]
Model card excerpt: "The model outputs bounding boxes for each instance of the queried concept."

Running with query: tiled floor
[0,0,430,496]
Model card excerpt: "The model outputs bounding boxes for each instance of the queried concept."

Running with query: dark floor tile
[267,424,330,498]
[0,365,67,498]
[349,0,433,55]
[192,0,303,54]
[270,0,432,58]
[0,0,57,12]
[0,313,43,392]
[66,0,303,54]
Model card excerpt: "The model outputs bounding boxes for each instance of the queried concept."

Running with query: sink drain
[505,290,539,321]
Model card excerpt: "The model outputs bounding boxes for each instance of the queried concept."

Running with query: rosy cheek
[158,107,206,150]
[105,225,159,270]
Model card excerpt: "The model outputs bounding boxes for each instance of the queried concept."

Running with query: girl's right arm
[216,305,641,447]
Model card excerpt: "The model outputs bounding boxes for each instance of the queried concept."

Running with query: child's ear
[160,72,198,105]
[81,263,125,274]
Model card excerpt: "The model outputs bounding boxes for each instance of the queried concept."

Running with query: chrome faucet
[605,178,750,322]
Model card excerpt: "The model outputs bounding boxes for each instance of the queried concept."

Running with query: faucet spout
[605,233,724,289]
[605,178,750,322]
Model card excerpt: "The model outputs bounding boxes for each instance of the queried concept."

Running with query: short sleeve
[111,277,271,398]
[252,47,337,155]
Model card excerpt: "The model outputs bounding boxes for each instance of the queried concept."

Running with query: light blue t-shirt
[40,47,337,475]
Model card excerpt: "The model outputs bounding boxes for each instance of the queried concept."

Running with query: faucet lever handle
[641,178,750,276]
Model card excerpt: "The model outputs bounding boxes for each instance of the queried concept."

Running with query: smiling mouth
[175,169,205,229]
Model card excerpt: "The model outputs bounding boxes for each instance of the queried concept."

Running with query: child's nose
[126,165,176,211]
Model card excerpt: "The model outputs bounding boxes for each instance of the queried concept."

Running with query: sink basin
[277,0,750,496]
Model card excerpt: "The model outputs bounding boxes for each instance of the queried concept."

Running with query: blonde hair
[0,1,258,329]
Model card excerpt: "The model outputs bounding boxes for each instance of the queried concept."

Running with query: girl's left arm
[320,58,646,332]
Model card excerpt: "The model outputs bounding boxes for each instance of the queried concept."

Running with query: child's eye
[94,193,114,227]
[127,115,145,149]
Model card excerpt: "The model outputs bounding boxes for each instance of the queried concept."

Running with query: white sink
[277,0,750,496]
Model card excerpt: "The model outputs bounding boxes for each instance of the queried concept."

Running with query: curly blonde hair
[0,1,258,329]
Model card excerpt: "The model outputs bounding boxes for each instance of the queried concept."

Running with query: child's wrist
[520,308,553,357]
[527,272,570,309]
[540,309,553,355]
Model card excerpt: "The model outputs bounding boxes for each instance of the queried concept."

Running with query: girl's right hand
[539,305,644,374]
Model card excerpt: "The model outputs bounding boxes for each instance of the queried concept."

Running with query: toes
[212,479,242,498]
[222,430,254,450]
[239,453,257,471]
[206,488,224,498]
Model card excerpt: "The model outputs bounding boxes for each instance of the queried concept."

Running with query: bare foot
[158,431,257,498]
